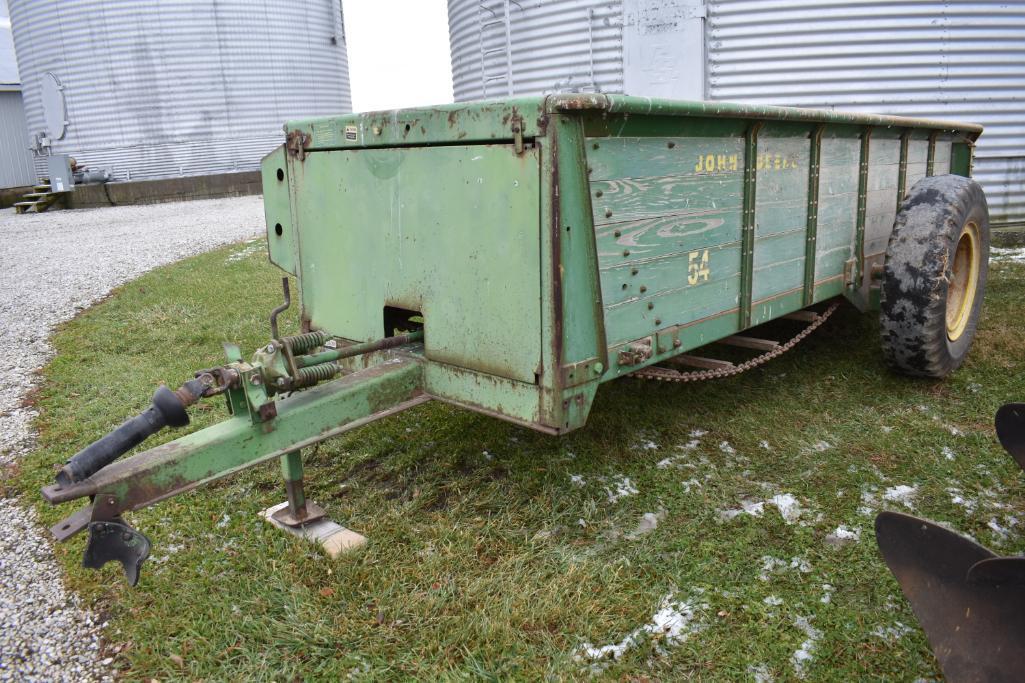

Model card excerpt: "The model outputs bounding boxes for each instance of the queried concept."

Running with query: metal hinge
[286,130,311,162]
[511,114,524,154]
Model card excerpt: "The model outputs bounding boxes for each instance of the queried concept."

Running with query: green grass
[15,239,1025,681]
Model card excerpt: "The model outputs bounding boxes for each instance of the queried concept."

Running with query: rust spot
[286,130,311,162]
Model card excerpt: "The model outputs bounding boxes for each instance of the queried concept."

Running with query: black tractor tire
[880,175,989,378]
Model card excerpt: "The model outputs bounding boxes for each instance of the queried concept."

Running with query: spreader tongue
[82,520,152,587]
[995,403,1025,471]
[875,511,1025,683]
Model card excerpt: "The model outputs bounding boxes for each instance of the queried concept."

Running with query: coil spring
[296,362,340,386]
[282,331,328,354]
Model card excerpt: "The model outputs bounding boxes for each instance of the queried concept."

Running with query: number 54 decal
[688,249,711,285]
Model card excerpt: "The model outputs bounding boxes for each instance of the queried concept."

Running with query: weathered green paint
[739,123,762,329]
[951,142,974,177]
[803,126,824,306]
[47,95,990,569]
[287,144,542,385]
[63,357,424,512]
[854,129,872,293]
[266,95,981,418]
[897,131,911,208]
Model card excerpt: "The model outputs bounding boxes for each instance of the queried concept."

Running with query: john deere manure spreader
[42,95,990,589]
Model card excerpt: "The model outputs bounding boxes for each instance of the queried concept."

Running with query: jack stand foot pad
[259,502,367,559]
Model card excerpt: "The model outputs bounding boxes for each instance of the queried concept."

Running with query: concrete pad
[259,502,367,559]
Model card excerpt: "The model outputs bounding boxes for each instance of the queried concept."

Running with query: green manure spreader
[43,94,990,588]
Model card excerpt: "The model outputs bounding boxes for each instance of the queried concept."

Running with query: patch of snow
[569,474,586,487]
[627,511,666,539]
[763,595,784,606]
[769,494,804,524]
[987,518,1011,540]
[759,440,772,450]
[574,593,706,668]
[789,556,812,574]
[942,446,956,461]
[791,616,822,679]
[992,246,1025,263]
[681,478,701,493]
[605,475,639,504]
[638,439,660,451]
[872,622,914,641]
[690,428,708,438]
[810,441,832,452]
[678,438,700,451]
[825,525,862,546]
[216,514,230,528]
[882,485,918,509]
[748,663,774,683]
[719,441,736,455]
[947,425,964,437]
[948,487,976,512]
[881,426,893,433]
[720,498,765,521]
[483,449,493,461]
[820,584,834,604]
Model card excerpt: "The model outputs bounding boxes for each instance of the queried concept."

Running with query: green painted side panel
[603,247,743,346]
[287,98,546,150]
[261,146,297,275]
[752,229,806,301]
[753,136,810,301]
[863,138,902,258]
[289,144,542,385]
[423,363,542,427]
[751,288,805,326]
[588,136,745,181]
[815,137,860,284]
[591,174,744,223]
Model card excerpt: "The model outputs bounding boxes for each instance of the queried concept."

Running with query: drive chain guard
[83,520,151,587]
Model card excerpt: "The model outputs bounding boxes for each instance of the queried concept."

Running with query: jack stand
[260,450,367,558]
[271,450,327,527]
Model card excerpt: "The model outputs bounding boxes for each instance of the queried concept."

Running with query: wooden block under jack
[259,502,367,559]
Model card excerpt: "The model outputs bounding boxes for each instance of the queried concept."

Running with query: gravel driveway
[0,197,263,681]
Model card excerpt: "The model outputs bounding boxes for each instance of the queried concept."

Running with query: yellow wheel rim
[946,221,980,341]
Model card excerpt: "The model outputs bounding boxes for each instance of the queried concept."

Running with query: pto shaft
[55,378,209,486]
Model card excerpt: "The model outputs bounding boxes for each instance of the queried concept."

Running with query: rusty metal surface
[875,511,1025,683]
[633,303,839,383]
[545,93,984,136]
[995,403,1025,471]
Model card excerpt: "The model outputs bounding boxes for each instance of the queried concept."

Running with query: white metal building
[7,0,353,182]
[0,0,34,189]
[447,0,1025,228]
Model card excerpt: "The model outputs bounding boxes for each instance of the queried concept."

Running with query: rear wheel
[880,175,989,378]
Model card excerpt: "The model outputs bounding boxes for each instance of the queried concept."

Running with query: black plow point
[875,511,1025,683]
[82,520,151,587]
[995,403,1025,472]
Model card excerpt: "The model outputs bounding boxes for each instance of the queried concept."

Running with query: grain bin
[7,0,352,182]
[446,0,1025,228]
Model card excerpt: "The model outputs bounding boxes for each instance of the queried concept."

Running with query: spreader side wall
[579,114,962,380]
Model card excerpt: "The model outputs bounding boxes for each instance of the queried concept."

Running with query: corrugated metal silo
[8,0,352,182]
[446,0,1025,228]
[448,0,625,100]
[707,0,1025,228]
